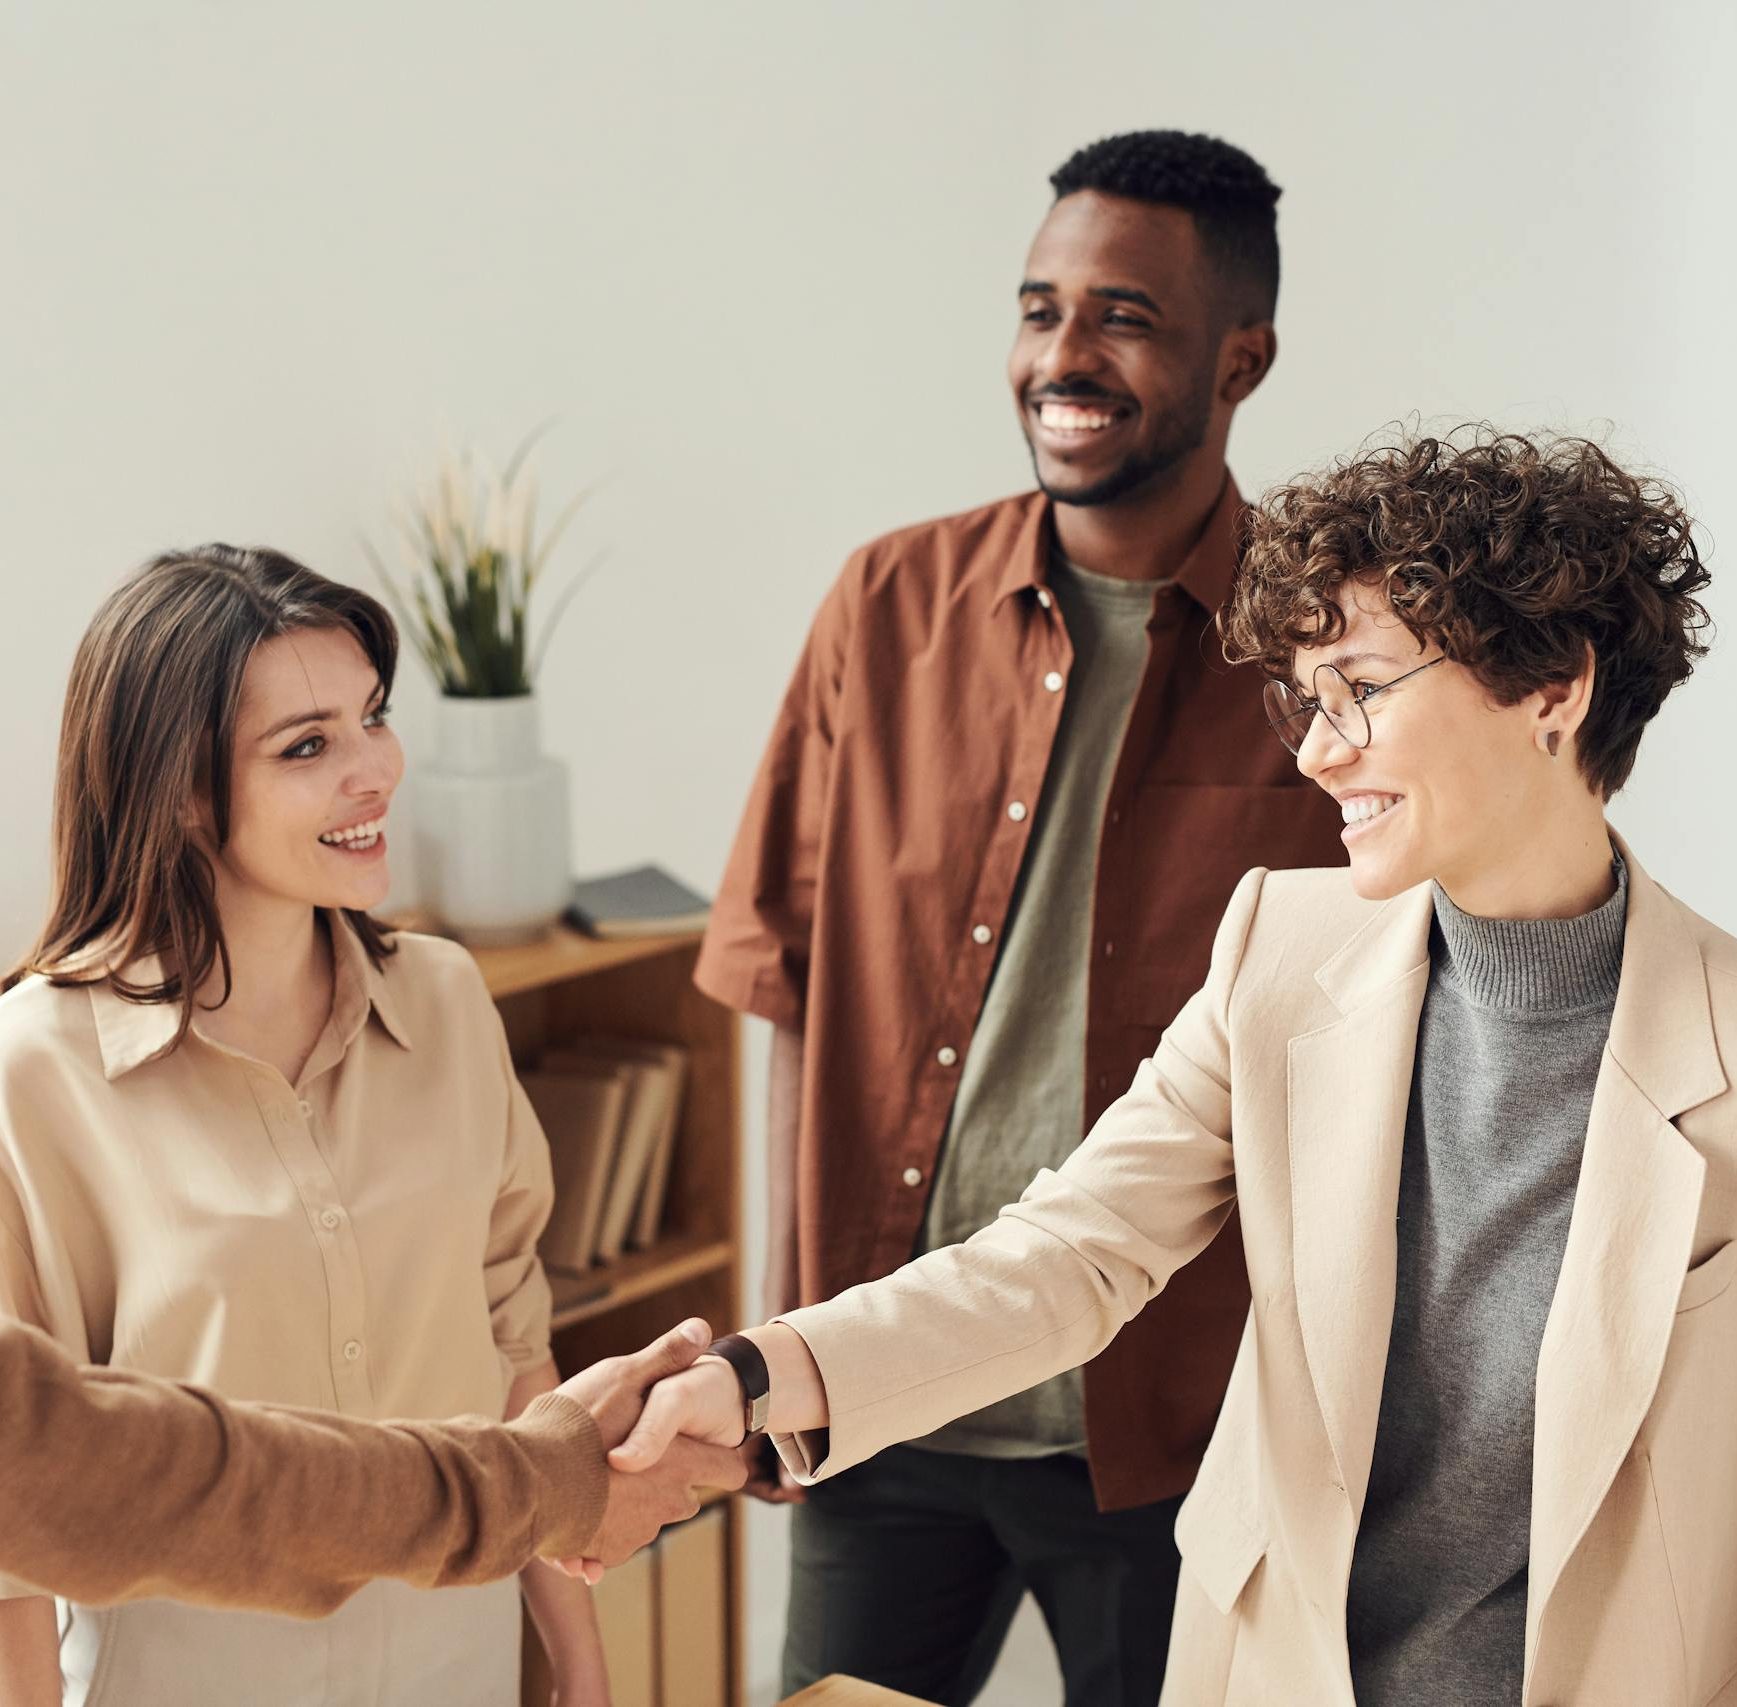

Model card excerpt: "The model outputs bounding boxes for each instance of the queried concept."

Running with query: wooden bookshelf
[450,923,744,1707]
[547,1232,735,1330]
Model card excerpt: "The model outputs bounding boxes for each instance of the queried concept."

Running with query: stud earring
[1545,731,1561,759]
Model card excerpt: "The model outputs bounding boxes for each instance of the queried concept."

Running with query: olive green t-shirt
[913,556,1162,1457]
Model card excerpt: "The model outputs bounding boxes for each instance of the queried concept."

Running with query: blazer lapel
[1288,882,1434,1509]
[1524,840,1725,1685]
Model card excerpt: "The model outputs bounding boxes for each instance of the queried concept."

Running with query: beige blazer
[775,835,1737,1706]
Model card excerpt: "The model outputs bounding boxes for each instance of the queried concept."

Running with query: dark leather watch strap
[705,1333,771,1442]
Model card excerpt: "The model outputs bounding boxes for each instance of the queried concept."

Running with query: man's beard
[1029,375,1214,508]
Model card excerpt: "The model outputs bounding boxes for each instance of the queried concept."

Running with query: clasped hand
[540,1320,747,1584]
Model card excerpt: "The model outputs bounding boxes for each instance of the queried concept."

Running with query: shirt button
[936,1046,959,1067]
[1043,671,1064,693]
[297,1100,314,1118]
[1007,801,1028,823]
[342,1340,363,1362]
[319,1209,342,1231]
[902,1167,923,1188]
[971,924,993,946]
[1103,941,1115,958]
[1036,588,1053,610]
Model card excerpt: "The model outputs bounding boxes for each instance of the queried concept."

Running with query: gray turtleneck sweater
[1345,858,1629,1704]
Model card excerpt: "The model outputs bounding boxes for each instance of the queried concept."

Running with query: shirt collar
[989,493,1059,611]
[329,912,414,1055]
[88,914,412,1082]
[87,958,182,1082]
[991,473,1245,618]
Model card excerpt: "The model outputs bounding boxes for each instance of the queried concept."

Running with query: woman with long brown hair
[0,547,607,1705]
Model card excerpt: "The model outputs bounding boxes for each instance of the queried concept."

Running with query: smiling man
[696,131,1344,1704]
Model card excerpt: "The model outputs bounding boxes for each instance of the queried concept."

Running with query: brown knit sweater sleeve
[0,1318,607,1616]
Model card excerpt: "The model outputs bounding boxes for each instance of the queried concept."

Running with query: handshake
[1,1308,824,1623]
[543,1317,789,1581]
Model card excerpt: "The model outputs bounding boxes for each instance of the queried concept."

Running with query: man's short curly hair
[1050,130,1281,326]
[1222,428,1713,800]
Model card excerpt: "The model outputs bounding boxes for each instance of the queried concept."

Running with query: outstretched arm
[611,869,1264,1491]
[0,1316,742,1617]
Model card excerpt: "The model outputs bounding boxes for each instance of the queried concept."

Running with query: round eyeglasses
[1262,658,1446,755]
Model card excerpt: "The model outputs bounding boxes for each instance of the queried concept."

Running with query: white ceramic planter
[415,695,571,946]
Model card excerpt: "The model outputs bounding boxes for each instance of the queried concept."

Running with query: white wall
[5,0,1734,953]
[4,4,1733,1701]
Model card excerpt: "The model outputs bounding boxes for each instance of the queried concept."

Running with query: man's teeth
[1341,794,1401,826]
[1038,402,1120,432]
[319,817,385,848]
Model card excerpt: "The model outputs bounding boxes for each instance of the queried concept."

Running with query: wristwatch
[705,1333,771,1444]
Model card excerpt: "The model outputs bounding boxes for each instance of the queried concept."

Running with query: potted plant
[367,430,599,945]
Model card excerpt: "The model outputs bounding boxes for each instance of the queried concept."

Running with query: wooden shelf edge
[476,928,703,1001]
[547,1235,734,1330]
[381,913,704,1001]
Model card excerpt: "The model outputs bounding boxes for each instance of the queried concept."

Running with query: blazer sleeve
[0,1317,606,1615]
[771,866,1263,1480]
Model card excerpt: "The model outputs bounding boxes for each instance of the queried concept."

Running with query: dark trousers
[781,1444,1184,1707]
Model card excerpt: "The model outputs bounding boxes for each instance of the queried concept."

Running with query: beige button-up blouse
[0,918,555,1705]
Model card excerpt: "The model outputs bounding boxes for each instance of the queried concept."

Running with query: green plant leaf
[365,432,596,697]
[531,546,609,681]
[530,484,596,577]
[502,416,558,492]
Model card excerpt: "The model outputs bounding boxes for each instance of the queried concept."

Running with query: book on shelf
[521,1065,628,1272]
[587,1510,726,1707]
[541,1037,688,1262]
[628,1046,690,1250]
[565,864,711,939]
[656,1507,727,1707]
[592,1542,655,1707]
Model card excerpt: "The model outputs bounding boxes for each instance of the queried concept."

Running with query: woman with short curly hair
[1224,428,1708,805]
[615,427,1736,1706]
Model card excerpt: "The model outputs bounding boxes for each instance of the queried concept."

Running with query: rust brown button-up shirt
[697,478,1346,1511]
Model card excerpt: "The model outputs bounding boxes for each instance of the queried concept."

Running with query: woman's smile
[1336,791,1404,843]
[317,814,388,857]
